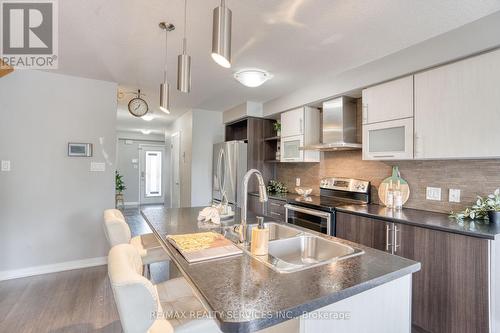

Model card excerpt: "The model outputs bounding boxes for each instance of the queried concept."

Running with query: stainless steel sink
[252,235,364,273]
[223,222,302,243]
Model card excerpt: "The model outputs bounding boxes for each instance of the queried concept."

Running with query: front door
[139,145,165,205]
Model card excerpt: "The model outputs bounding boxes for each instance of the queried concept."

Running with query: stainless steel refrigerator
[212,141,247,207]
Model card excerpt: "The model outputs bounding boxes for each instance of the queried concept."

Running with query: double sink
[224,222,364,273]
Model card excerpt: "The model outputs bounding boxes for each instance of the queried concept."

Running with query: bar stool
[103,209,169,266]
[108,244,220,333]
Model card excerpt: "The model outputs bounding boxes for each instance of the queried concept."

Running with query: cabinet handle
[385,224,393,252]
[394,225,400,253]
[362,104,368,123]
[270,212,281,216]
[373,155,395,159]
[270,202,282,207]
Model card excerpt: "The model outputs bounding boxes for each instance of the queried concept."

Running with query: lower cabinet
[336,212,491,333]
[247,194,286,222]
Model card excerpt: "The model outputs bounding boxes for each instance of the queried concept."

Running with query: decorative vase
[488,210,500,224]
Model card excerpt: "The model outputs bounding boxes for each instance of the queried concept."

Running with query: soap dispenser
[251,216,269,256]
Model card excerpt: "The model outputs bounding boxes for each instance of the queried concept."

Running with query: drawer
[267,199,285,221]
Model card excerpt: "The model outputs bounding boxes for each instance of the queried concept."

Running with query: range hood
[305,96,361,151]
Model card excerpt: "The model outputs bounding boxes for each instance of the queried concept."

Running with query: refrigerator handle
[217,148,228,204]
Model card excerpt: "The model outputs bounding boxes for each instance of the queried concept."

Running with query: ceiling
[55,0,500,134]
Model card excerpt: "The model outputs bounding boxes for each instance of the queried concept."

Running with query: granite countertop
[141,206,420,333]
[336,204,500,240]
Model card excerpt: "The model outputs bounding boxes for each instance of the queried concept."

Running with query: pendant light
[159,22,175,114]
[177,0,191,92]
[211,0,232,68]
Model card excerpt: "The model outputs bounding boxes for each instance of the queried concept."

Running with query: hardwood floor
[0,206,168,333]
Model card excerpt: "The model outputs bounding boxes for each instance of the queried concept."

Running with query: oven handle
[284,204,332,235]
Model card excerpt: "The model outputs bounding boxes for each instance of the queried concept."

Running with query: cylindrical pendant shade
[177,53,191,93]
[159,82,170,114]
[211,2,232,68]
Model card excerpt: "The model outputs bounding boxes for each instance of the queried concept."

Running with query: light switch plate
[90,162,106,172]
[1,160,11,172]
[296,178,301,187]
[426,187,442,201]
[449,189,461,203]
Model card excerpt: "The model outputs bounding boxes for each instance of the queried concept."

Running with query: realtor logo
[1,0,58,69]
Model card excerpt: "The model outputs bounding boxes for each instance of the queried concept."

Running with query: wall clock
[128,89,149,117]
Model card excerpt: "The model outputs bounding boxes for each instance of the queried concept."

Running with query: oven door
[284,204,332,235]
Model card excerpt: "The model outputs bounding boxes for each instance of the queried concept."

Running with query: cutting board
[167,232,242,263]
[378,166,410,206]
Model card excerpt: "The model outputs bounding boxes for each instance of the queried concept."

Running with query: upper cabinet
[362,76,414,160]
[414,49,500,159]
[280,107,320,162]
[362,76,414,124]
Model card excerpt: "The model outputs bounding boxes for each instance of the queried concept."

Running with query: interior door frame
[170,131,181,208]
[138,144,166,205]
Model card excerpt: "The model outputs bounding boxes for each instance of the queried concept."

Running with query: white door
[414,49,500,159]
[171,132,181,208]
[281,107,304,137]
[139,145,165,205]
[362,76,414,124]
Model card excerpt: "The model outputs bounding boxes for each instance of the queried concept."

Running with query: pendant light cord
[183,0,188,54]
[164,29,168,81]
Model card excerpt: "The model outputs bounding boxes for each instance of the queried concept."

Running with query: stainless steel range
[284,177,370,236]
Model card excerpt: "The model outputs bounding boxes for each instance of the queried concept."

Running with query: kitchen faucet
[238,169,268,245]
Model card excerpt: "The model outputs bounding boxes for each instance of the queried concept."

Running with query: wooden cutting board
[0,60,14,78]
[378,166,410,206]
[167,232,242,263]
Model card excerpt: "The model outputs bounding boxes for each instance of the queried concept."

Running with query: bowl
[295,187,313,197]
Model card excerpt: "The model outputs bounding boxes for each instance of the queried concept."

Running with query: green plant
[273,121,281,133]
[267,180,287,194]
[115,170,127,194]
[451,189,500,220]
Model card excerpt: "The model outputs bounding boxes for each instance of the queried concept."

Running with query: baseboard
[0,256,107,281]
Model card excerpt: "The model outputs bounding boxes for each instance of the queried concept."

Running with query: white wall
[191,109,224,206]
[263,10,500,116]
[0,70,117,276]
[166,110,224,207]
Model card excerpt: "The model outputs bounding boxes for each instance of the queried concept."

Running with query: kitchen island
[141,206,420,333]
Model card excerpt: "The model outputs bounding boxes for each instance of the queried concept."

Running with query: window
[145,151,162,197]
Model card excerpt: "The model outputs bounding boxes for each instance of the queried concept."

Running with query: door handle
[385,224,393,253]
[393,225,400,253]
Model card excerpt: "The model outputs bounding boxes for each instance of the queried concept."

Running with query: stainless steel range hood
[305,96,361,151]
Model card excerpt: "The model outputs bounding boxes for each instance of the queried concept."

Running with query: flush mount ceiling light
[142,113,154,121]
[177,0,191,93]
[234,69,273,87]
[159,22,175,114]
[211,0,232,68]
[141,129,152,135]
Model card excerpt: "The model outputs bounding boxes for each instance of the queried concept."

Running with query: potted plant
[273,121,281,137]
[115,170,126,207]
[267,180,287,194]
[451,189,500,223]
[486,189,500,223]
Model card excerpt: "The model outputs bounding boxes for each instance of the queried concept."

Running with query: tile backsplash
[276,150,500,214]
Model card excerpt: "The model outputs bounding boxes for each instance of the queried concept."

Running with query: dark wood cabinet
[247,194,265,216]
[336,212,389,252]
[394,222,489,333]
[267,198,286,222]
[335,212,491,333]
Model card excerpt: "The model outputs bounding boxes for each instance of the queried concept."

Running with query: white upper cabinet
[362,76,414,124]
[280,107,304,137]
[414,49,500,159]
[280,107,320,162]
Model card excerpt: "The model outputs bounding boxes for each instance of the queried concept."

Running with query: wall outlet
[1,160,11,172]
[90,162,106,172]
[426,187,442,201]
[296,178,301,187]
[449,189,461,203]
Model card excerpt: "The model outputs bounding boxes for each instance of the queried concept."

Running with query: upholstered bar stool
[103,209,169,266]
[108,244,221,333]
